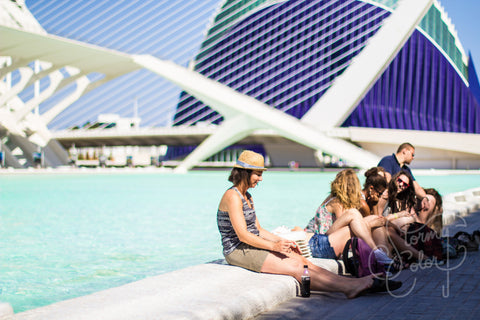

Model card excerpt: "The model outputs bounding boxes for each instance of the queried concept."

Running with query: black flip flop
[365,278,402,294]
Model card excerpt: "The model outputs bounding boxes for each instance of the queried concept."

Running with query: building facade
[169,0,480,169]
[1,0,480,170]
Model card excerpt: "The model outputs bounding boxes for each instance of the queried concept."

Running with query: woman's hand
[273,239,299,255]
[388,212,415,231]
[370,215,387,227]
[397,210,416,219]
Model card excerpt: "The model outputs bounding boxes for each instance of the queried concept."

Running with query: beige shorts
[225,243,269,272]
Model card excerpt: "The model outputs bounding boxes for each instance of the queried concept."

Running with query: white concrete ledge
[443,187,480,226]
[14,261,298,320]
[14,258,347,320]
[0,303,13,320]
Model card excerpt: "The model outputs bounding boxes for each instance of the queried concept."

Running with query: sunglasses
[397,177,410,188]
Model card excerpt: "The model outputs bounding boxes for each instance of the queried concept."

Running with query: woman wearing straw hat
[217,150,401,298]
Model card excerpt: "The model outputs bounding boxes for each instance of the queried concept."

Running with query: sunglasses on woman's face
[397,177,410,189]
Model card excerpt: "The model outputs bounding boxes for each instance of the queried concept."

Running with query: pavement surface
[255,210,480,320]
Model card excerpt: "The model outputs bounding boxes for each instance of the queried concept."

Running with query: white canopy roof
[1,25,139,77]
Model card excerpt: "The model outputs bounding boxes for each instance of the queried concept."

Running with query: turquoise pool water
[0,170,479,312]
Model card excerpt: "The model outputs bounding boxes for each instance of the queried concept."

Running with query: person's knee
[364,215,377,223]
[286,259,305,278]
[345,208,363,220]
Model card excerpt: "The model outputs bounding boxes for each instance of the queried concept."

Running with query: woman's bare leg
[362,215,392,255]
[260,252,374,299]
[327,209,378,250]
[387,227,423,261]
[326,226,352,257]
[372,226,392,256]
[325,216,392,257]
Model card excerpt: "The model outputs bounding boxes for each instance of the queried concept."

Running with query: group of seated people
[298,166,443,267]
[216,145,444,298]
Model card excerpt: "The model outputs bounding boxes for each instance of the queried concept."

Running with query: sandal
[472,230,480,246]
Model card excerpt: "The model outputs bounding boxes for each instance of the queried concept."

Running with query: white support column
[174,115,262,173]
[134,55,379,171]
[0,58,29,78]
[301,0,434,128]
[34,60,40,115]
[15,69,64,121]
[41,75,91,124]
[0,143,23,168]
[4,56,12,88]
[1,61,55,107]
[0,67,34,107]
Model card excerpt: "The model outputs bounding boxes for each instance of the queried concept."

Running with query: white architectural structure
[1,0,480,170]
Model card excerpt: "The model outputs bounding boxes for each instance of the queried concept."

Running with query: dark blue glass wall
[343,31,480,133]
[173,0,387,126]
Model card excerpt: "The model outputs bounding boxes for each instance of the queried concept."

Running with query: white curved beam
[174,115,262,173]
[0,58,29,78]
[41,75,91,124]
[0,24,140,167]
[15,69,64,121]
[134,55,379,170]
[0,109,25,136]
[23,61,55,88]
[301,0,434,128]
[0,67,34,106]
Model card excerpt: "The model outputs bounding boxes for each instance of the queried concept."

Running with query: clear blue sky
[440,0,480,73]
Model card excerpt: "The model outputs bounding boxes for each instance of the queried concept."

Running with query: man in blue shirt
[378,142,426,199]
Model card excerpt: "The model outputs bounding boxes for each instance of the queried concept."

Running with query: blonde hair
[331,169,362,209]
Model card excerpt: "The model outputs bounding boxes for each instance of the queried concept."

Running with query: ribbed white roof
[17,0,221,130]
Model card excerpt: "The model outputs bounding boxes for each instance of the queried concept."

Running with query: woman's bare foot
[345,275,374,299]
[345,273,402,298]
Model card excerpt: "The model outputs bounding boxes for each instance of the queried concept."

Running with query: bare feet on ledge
[346,274,402,299]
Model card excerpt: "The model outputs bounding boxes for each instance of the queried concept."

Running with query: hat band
[236,160,264,170]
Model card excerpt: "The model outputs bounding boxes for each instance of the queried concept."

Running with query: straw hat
[233,150,267,171]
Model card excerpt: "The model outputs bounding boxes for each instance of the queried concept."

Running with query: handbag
[342,237,385,277]
[406,222,443,261]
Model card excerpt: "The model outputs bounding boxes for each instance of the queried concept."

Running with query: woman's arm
[359,199,371,217]
[386,210,416,231]
[256,218,300,254]
[413,180,427,200]
[225,190,296,254]
[257,224,283,242]
[374,190,389,216]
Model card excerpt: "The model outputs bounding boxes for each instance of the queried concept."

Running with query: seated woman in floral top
[302,169,392,264]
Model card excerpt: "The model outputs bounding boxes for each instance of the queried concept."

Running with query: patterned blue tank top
[217,187,259,256]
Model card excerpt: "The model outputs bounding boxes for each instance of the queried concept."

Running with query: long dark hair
[387,170,416,213]
[424,188,443,235]
[364,167,387,194]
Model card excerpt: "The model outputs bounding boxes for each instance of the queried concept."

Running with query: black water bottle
[301,265,310,297]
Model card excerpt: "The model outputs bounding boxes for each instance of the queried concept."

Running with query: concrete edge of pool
[8,258,344,320]
[2,187,479,320]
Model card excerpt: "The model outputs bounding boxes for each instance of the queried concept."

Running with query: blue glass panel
[343,31,480,134]
[173,0,388,126]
